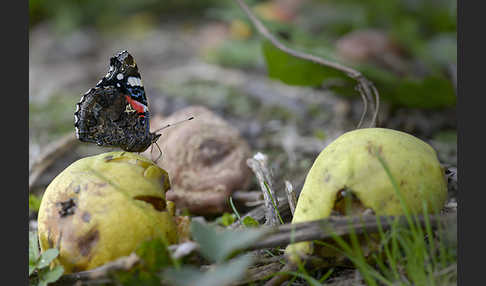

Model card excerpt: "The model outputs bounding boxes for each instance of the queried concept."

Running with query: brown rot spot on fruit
[58,198,76,217]
[133,195,166,212]
[366,142,383,156]
[77,228,99,257]
[333,188,368,216]
[82,212,91,223]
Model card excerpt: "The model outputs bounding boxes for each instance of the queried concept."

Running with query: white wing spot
[116,73,124,80]
[127,77,134,86]
[127,76,143,87]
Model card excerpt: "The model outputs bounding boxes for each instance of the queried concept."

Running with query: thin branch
[247,213,456,250]
[53,253,140,285]
[284,180,296,217]
[234,0,380,128]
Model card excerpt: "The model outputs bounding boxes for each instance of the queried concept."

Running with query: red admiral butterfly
[74,51,192,153]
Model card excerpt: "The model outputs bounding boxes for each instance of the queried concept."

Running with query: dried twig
[247,152,280,226]
[231,190,263,207]
[284,180,297,217]
[237,261,286,285]
[247,213,456,251]
[263,264,297,286]
[168,241,199,259]
[52,253,140,285]
[234,0,380,128]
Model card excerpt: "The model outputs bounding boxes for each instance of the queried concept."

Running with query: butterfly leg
[154,142,163,163]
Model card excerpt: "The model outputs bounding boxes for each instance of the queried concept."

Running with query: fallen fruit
[37,151,178,273]
[285,128,447,263]
[143,106,252,215]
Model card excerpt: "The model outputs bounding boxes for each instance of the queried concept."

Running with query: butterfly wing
[74,51,158,152]
[96,50,149,114]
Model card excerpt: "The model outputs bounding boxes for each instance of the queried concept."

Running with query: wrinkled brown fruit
[143,106,252,214]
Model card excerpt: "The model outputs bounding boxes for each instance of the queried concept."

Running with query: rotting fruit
[37,151,179,273]
[285,128,447,263]
[142,106,252,215]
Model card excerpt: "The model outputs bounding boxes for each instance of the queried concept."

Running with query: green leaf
[218,213,236,227]
[163,255,252,286]
[38,265,64,285]
[242,216,260,227]
[392,75,456,108]
[262,39,456,109]
[190,220,264,263]
[262,40,352,87]
[29,265,36,276]
[360,65,456,108]
[29,231,40,264]
[37,249,59,269]
[135,238,173,272]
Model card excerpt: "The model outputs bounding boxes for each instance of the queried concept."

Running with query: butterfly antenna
[153,116,194,133]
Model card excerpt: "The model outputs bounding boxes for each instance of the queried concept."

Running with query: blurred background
[29,0,457,192]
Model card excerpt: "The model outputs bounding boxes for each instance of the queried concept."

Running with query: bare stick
[263,264,297,286]
[284,180,296,217]
[234,0,380,128]
[52,253,140,285]
[231,190,263,206]
[247,213,456,251]
[247,152,280,226]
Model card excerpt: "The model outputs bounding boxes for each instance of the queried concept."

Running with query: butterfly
[74,51,190,154]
